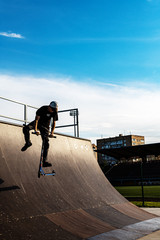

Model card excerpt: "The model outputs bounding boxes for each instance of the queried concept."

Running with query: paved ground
[138,230,160,240]
[141,208,160,217]
[137,208,160,240]
[1,121,160,240]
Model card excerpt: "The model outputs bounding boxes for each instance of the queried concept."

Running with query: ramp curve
[0,122,160,240]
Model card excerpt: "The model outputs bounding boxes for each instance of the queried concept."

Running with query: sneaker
[21,142,32,151]
[43,162,52,167]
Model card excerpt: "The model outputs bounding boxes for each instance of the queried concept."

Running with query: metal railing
[0,96,37,125]
[0,96,79,137]
[57,108,79,137]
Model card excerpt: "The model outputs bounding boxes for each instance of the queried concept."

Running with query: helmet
[50,101,58,109]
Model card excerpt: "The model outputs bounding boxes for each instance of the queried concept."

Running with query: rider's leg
[40,127,52,167]
[21,121,35,151]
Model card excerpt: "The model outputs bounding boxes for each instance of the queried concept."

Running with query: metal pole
[24,104,27,125]
[140,157,145,207]
[76,109,79,137]
[74,114,76,137]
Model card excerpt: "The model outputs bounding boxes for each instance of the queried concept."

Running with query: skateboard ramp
[0,122,160,240]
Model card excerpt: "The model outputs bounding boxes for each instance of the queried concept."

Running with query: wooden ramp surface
[0,122,160,240]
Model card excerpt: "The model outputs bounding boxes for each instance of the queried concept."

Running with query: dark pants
[23,121,49,161]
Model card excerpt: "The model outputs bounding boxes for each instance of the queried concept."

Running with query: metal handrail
[0,96,37,125]
[0,96,37,108]
[0,96,79,137]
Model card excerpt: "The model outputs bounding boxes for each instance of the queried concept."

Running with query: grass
[131,201,160,207]
[115,185,160,198]
[115,185,160,207]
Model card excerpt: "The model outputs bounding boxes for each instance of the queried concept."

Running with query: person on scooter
[21,101,58,167]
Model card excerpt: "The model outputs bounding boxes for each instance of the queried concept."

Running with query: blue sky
[1,0,160,81]
[1,0,160,143]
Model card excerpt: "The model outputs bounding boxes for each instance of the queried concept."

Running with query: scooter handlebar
[32,131,57,138]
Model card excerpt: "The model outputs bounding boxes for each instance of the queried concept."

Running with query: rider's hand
[49,134,54,138]
[35,130,40,136]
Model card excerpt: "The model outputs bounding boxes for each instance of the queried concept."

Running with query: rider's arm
[50,120,56,135]
[35,115,40,132]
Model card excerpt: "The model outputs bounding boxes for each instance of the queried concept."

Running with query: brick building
[97,134,145,164]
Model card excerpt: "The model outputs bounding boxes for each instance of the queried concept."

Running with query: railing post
[24,104,27,125]
[74,113,76,137]
[76,109,79,137]
[70,109,79,137]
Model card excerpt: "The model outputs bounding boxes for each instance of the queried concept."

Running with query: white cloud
[1,73,160,144]
[0,32,24,39]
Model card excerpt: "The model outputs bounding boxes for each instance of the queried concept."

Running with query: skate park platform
[1,121,160,240]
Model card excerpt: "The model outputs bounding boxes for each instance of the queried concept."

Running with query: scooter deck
[38,162,55,178]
